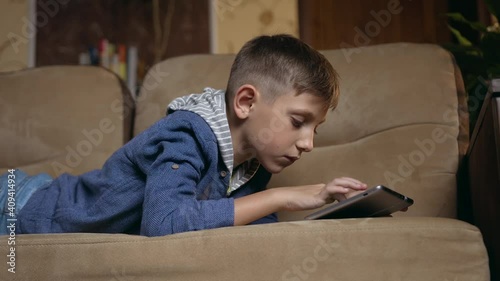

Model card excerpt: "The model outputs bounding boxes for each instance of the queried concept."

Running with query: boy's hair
[226,34,340,110]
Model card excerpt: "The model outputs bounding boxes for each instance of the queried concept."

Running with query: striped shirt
[168,88,260,195]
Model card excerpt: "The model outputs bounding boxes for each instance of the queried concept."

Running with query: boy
[0,34,367,237]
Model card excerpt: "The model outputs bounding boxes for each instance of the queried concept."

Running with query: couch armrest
[467,87,500,280]
[0,217,489,281]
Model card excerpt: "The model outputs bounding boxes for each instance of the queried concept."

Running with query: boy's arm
[139,115,235,237]
[234,178,367,226]
[234,188,282,226]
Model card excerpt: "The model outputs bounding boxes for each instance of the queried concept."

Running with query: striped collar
[167,88,260,195]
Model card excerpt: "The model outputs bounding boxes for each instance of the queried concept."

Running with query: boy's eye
[291,118,303,128]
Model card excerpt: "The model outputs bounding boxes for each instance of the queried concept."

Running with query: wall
[35,0,209,80]
[0,0,35,72]
[299,0,450,50]
[1,0,460,71]
[210,0,299,54]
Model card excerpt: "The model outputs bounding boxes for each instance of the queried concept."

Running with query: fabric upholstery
[134,43,468,220]
[0,66,134,177]
[0,217,488,281]
[0,43,488,280]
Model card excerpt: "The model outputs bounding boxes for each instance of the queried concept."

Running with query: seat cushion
[0,217,488,281]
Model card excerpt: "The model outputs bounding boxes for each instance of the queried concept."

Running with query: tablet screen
[304,185,413,220]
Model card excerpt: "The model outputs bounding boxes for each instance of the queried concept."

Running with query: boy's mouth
[284,156,300,164]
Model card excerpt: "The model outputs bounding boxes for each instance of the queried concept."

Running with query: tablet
[304,185,414,220]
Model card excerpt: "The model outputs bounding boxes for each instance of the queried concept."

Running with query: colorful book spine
[82,39,138,98]
[88,46,99,66]
[118,44,127,81]
[78,52,91,65]
[99,38,110,68]
[127,46,138,99]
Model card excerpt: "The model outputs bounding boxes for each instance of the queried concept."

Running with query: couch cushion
[0,66,134,177]
[134,43,468,220]
[0,217,488,281]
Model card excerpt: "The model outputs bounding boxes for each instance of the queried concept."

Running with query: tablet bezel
[304,185,414,220]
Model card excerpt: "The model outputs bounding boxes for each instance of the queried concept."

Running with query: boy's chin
[261,162,288,174]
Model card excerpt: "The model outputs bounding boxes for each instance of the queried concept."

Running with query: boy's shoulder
[151,110,217,142]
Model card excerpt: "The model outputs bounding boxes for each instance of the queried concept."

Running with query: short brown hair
[226,34,340,110]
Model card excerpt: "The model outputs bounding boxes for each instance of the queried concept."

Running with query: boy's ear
[233,84,259,119]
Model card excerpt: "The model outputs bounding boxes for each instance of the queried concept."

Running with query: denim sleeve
[137,116,234,237]
[248,212,278,224]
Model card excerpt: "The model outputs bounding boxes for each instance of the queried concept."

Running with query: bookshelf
[35,0,210,97]
[78,39,139,98]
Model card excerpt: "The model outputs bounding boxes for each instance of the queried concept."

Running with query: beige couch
[0,43,491,280]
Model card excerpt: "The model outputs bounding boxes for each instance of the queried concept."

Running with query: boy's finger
[324,185,351,194]
[339,177,365,186]
[329,177,367,190]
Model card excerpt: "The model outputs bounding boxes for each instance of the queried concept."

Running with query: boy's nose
[297,132,314,153]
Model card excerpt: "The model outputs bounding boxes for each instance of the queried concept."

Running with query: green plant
[444,0,500,132]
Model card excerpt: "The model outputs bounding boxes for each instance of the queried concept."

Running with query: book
[127,46,138,99]
[99,38,110,68]
[118,44,127,81]
[78,52,91,65]
[82,39,138,99]
[88,46,99,66]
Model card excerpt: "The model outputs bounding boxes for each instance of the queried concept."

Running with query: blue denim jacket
[17,111,275,236]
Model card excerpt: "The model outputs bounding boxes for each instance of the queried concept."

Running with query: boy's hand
[324,177,368,203]
[279,177,368,212]
[234,177,367,226]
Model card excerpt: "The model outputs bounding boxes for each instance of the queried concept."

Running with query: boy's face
[241,90,328,173]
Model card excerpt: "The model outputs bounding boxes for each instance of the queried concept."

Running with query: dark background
[36,0,491,81]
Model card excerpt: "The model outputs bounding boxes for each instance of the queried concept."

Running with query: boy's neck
[227,110,253,168]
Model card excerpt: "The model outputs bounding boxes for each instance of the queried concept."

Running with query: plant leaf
[445,13,488,32]
[442,43,481,56]
[447,25,474,46]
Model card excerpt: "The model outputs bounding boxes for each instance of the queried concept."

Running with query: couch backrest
[0,66,134,177]
[134,43,468,220]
